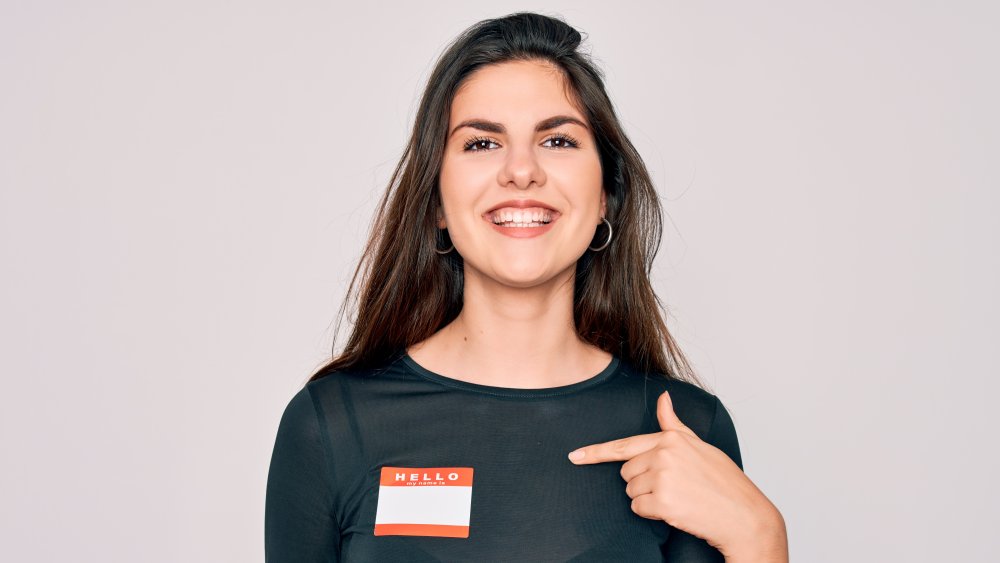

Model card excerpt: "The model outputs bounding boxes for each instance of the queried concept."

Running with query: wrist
[722,504,788,563]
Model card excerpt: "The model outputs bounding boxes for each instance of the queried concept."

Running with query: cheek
[438,157,465,201]
[438,158,488,224]
[551,154,603,210]
[438,161,482,227]
[441,151,496,179]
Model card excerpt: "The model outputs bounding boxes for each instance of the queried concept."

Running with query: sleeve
[265,384,341,563]
[706,395,743,471]
[662,395,743,562]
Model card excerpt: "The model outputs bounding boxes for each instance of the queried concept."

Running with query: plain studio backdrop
[1,1,997,561]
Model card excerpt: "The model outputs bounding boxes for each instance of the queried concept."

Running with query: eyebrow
[448,115,590,139]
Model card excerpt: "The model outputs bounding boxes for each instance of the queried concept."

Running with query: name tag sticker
[373,466,474,538]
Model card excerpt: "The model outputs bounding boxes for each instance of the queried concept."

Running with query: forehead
[450,60,585,123]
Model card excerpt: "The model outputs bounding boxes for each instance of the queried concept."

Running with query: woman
[265,12,788,562]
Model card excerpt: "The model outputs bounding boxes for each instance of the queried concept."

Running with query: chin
[495,266,548,284]
[468,259,547,287]
[495,275,552,290]
[492,259,580,289]
[464,251,577,288]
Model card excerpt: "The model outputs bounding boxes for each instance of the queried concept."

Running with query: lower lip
[483,213,560,238]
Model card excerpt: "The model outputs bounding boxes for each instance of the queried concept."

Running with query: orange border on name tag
[374,523,470,537]
[378,466,474,487]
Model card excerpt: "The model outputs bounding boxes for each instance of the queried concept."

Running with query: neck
[406,265,612,389]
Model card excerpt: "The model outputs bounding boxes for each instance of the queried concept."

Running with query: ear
[600,190,607,220]
[437,209,447,229]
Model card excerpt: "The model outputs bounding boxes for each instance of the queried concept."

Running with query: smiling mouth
[483,208,561,227]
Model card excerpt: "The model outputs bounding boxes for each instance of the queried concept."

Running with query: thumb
[656,390,695,436]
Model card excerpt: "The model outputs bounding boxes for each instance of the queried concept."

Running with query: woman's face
[438,59,605,288]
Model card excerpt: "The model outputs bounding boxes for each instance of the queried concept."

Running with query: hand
[567,390,788,562]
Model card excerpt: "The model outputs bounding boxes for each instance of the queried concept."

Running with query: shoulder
[621,361,744,470]
[285,359,410,434]
[642,375,722,438]
[302,360,398,400]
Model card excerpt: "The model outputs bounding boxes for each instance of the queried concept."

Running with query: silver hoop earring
[434,228,454,255]
[588,217,613,251]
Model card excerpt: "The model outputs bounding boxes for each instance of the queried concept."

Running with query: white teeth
[489,207,553,225]
[496,222,546,228]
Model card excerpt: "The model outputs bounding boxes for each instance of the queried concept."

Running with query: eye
[542,133,581,149]
[463,136,500,152]
[461,133,582,152]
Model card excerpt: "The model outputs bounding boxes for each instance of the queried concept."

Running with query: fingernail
[568,449,585,461]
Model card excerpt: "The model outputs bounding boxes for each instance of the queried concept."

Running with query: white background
[1,1,997,561]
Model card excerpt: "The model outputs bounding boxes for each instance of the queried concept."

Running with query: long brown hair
[307,11,705,390]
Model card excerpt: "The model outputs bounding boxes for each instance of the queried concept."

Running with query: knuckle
[630,497,643,514]
[612,438,629,454]
[632,496,656,519]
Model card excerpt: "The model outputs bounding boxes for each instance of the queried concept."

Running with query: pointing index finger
[567,431,662,464]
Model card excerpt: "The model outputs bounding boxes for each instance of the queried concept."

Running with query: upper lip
[485,199,558,213]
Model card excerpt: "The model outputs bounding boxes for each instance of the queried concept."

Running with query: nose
[497,142,547,189]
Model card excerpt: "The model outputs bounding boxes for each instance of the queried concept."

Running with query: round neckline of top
[399,352,622,398]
